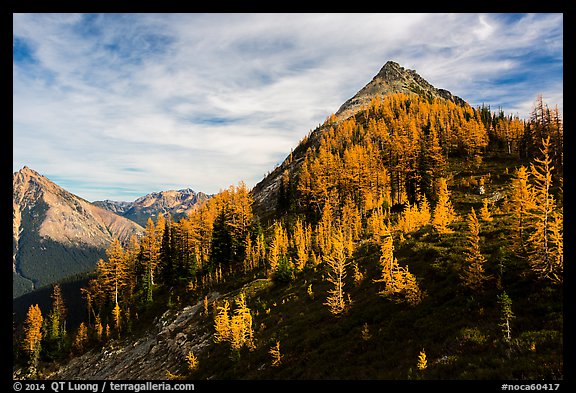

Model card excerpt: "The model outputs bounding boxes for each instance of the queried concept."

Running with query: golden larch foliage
[213,300,231,343]
[73,322,88,352]
[112,302,121,335]
[432,178,457,234]
[460,208,489,291]
[94,315,103,342]
[417,349,427,370]
[269,340,282,367]
[375,234,423,305]
[367,207,390,243]
[23,304,43,364]
[292,218,309,271]
[214,293,255,352]
[352,262,364,286]
[509,165,534,254]
[268,221,289,275]
[527,137,562,284]
[479,198,493,222]
[323,229,350,316]
[186,351,199,372]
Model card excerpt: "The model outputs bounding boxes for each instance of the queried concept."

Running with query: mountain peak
[334,60,466,121]
[13,166,58,200]
[377,60,404,78]
[13,167,144,298]
[15,165,41,178]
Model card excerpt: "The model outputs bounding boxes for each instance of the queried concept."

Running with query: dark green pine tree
[210,207,233,270]
[172,223,196,285]
[135,245,153,306]
[276,169,292,215]
[159,217,175,288]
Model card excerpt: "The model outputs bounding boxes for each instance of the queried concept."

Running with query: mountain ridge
[12,166,144,298]
[93,188,211,226]
[251,60,466,218]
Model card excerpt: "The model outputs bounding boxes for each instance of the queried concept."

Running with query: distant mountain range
[93,188,211,227]
[12,167,209,298]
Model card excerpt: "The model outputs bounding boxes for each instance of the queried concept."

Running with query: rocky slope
[13,167,144,298]
[90,200,132,215]
[39,277,274,380]
[43,291,221,380]
[94,189,210,227]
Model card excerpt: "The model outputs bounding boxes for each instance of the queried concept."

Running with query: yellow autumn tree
[291,218,309,271]
[229,293,255,351]
[22,304,43,368]
[94,314,103,342]
[112,302,122,337]
[395,202,419,234]
[186,351,199,372]
[460,208,489,291]
[479,198,493,222]
[140,218,161,303]
[417,349,427,370]
[73,322,88,353]
[323,229,350,316]
[402,268,424,306]
[417,194,431,226]
[527,137,563,284]
[97,238,130,307]
[509,165,534,254]
[375,233,395,285]
[214,294,254,353]
[243,234,254,273]
[367,207,390,243]
[375,233,422,305]
[495,116,525,156]
[269,341,282,367]
[255,232,267,270]
[396,198,430,235]
[213,300,231,344]
[46,284,66,343]
[547,209,563,283]
[316,200,335,257]
[341,196,362,246]
[268,221,289,276]
[432,177,457,234]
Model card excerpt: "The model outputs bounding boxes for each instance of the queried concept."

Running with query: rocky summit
[335,60,466,121]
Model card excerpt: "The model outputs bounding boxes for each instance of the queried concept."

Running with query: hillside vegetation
[14,93,563,380]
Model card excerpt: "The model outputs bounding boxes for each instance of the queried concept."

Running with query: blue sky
[13,13,563,202]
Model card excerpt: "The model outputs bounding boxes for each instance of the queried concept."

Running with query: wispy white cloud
[13,13,563,201]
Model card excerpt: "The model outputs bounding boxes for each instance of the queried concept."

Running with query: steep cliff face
[12,167,144,298]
